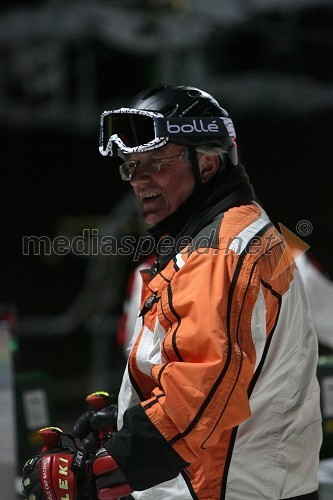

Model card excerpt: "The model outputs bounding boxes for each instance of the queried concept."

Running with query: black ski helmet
[128,83,238,167]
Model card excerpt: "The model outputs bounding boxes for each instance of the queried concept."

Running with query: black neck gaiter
[147,164,255,273]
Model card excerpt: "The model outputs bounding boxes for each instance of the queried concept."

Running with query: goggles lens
[103,113,155,149]
[100,108,167,156]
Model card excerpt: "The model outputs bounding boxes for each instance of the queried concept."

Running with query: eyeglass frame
[119,150,187,181]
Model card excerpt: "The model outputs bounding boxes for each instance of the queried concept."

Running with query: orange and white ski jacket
[105,201,322,500]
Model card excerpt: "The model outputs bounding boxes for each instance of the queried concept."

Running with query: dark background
[1,0,332,428]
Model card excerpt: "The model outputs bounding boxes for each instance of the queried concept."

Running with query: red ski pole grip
[37,427,63,452]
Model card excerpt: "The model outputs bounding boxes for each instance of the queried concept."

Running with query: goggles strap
[187,146,202,189]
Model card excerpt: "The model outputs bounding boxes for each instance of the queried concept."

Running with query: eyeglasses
[119,152,186,181]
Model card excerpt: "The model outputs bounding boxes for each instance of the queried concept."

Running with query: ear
[199,154,220,184]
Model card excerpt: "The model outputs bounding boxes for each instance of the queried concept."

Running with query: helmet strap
[187,146,202,189]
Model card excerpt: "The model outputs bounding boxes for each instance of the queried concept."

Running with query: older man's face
[129,144,195,225]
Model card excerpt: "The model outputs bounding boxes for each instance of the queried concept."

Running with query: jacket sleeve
[142,248,259,462]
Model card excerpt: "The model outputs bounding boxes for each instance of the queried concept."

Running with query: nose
[129,164,153,186]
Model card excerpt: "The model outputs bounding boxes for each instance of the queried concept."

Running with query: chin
[143,211,164,226]
[144,216,161,226]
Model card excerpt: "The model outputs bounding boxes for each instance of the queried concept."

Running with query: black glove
[21,427,96,500]
[73,392,118,452]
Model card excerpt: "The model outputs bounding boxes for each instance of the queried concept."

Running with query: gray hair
[184,145,228,173]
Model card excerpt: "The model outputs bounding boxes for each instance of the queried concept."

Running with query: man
[22,84,322,499]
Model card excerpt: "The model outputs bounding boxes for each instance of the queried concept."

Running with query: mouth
[141,192,161,202]
[138,190,165,223]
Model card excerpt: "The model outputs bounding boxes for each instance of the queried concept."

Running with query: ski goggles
[99,107,236,156]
